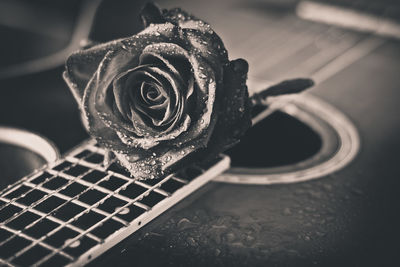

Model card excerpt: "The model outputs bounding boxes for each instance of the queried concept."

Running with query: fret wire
[8,164,165,265]
[64,155,132,182]
[135,180,170,197]
[132,201,150,211]
[0,258,16,267]
[0,150,108,256]
[0,146,88,213]
[66,156,140,183]
[5,162,143,262]
[51,170,138,205]
[1,136,167,266]
[0,161,91,228]
[24,182,129,226]
[63,148,176,197]
[1,225,74,261]
[0,196,101,246]
[54,168,171,203]
[0,164,53,197]
[35,171,179,266]
[0,140,103,225]
[0,172,57,213]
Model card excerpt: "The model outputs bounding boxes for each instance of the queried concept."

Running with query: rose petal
[64,22,177,103]
[197,59,252,160]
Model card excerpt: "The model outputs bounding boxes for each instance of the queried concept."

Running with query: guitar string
[0,145,115,258]
[34,172,180,264]
[2,142,183,265]
[34,158,217,266]
[245,0,388,82]
[0,140,167,258]
[0,143,101,212]
[1,145,138,262]
[0,144,104,222]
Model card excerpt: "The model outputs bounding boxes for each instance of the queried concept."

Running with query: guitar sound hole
[0,143,47,190]
[226,111,322,168]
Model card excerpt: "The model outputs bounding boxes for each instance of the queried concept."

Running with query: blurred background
[0,0,399,266]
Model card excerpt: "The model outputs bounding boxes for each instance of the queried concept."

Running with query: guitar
[1,0,400,266]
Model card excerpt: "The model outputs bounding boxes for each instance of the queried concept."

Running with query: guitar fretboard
[0,140,230,266]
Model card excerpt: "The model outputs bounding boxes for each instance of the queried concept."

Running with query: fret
[0,225,74,261]
[0,154,96,225]
[36,155,229,266]
[0,196,101,244]
[23,182,129,226]
[52,167,171,203]
[0,139,230,266]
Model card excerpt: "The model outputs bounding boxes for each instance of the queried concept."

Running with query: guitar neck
[0,139,230,266]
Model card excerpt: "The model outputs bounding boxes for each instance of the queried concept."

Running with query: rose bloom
[64,4,251,179]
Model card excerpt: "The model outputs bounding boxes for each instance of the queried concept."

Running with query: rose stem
[250,78,314,126]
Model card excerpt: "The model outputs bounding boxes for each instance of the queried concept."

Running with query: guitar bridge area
[0,140,230,266]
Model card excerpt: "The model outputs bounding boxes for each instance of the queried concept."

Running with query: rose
[64,3,251,179]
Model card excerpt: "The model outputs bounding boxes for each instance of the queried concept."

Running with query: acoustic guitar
[0,0,399,266]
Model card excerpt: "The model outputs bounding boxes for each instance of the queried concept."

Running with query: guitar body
[0,0,400,266]
[88,40,400,267]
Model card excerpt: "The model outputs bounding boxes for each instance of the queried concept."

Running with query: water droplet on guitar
[117,207,130,215]
[66,239,80,248]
